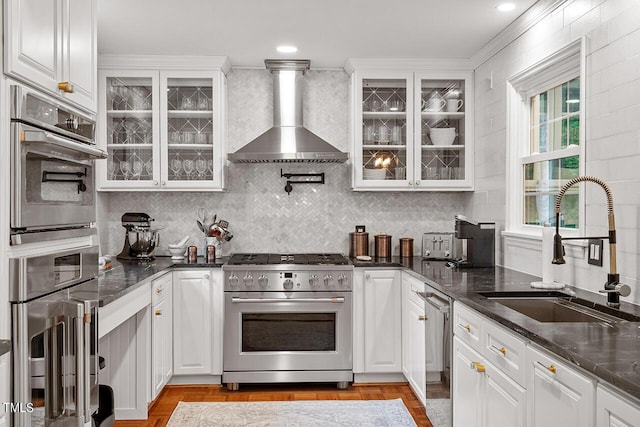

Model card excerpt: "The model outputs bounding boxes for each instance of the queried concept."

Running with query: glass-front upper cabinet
[352,71,415,189]
[101,71,159,189]
[349,63,473,191]
[97,60,228,191]
[160,71,224,189]
[415,72,473,190]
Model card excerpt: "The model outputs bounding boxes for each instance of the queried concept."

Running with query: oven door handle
[22,129,107,159]
[231,297,345,304]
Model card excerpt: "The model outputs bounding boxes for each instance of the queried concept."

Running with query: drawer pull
[458,323,471,332]
[156,288,163,294]
[418,315,428,321]
[491,345,507,356]
[537,362,557,374]
[471,361,485,373]
[155,310,162,316]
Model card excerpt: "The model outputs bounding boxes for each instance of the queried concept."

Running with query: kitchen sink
[477,291,640,323]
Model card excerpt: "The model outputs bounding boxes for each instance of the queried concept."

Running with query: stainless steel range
[223,253,353,390]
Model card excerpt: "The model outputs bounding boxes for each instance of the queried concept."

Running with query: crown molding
[98,54,231,75]
[344,58,473,74]
[471,0,569,69]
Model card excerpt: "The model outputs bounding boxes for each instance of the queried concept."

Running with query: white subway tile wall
[98,70,464,257]
[473,0,640,304]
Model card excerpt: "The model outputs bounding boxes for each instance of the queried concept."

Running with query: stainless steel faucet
[552,176,630,307]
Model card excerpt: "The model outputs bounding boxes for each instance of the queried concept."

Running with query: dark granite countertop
[0,339,10,357]
[353,256,640,402]
[98,256,225,307]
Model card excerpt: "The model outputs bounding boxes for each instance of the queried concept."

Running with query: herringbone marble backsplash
[98,69,465,256]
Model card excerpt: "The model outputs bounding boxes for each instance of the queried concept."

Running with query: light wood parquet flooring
[113,383,432,427]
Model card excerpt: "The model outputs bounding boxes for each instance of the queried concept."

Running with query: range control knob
[228,274,239,288]
[309,274,319,287]
[338,274,348,287]
[258,275,269,287]
[243,274,254,287]
[283,279,294,290]
[323,274,334,287]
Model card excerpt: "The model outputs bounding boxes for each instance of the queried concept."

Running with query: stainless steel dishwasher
[418,284,452,426]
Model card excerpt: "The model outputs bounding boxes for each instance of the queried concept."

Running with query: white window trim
[504,37,587,243]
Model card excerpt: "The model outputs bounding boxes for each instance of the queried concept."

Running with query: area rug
[166,399,418,426]
[425,399,451,427]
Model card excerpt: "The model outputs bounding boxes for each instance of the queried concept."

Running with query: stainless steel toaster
[422,232,456,260]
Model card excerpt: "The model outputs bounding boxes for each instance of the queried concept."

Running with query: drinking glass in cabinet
[170,157,183,180]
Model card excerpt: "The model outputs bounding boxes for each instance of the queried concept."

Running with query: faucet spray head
[552,213,566,264]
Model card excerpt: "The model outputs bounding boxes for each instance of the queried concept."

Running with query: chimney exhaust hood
[228,59,348,163]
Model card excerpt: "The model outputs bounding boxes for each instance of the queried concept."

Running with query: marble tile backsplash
[98,69,465,256]
[99,164,464,256]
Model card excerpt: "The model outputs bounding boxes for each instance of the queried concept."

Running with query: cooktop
[226,253,350,266]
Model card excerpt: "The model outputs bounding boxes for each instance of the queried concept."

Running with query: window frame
[505,38,586,239]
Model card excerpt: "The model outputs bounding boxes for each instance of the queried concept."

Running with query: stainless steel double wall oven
[10,84,106,245]
[10,246,100,427]
[223,254,354,390]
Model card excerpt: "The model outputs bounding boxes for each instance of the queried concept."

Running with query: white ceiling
[97,0,539,69]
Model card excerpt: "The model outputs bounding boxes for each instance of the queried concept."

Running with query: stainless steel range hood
[228,60,348,163]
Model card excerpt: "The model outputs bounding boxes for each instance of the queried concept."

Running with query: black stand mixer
[117,212,160,261]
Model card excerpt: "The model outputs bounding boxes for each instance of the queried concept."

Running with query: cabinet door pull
[458,323,471,332]
[536,361,557,374]
[58,81,74,93]
[204,274,210,279]
[418,315,427,321]
[155,310,162,316]
[471,361,485,373]
[365,274,370,280]
[491,345,507,356]
[156,288,163,294]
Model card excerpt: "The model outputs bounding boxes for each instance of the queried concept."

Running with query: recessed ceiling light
[277,45,298,53]
[496,3,516,11]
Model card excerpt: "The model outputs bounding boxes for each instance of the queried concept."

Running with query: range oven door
[12,287,97,427]
[11,121,103,232]
[224,291,352,372]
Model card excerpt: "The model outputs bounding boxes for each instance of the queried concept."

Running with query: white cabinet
[346,61,473,191]
[401,273,427,405]
[0,352,9,427]
[151,273,172,400]
[527,344,596,427]
[363,269,402,373]
[453,337,526,427]
[97,56,230,191]
[597,385,640,427]
[173,269,223,376]
[4,0,97,112]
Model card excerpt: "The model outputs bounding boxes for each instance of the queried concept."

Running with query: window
[523,77,580,227]
[506,39,584,237]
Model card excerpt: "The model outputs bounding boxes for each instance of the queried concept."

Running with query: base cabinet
[453,337,526,427]
[173,269,223,376]
[597,385,640,427]
[363,269,402,373]
[401,273,427,405]
[151,273,173,400]
[527,345,595,427]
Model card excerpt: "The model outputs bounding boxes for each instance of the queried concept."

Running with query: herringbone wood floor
[113,383,432,427]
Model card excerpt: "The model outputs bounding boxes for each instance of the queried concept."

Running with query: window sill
[501,230,587,260]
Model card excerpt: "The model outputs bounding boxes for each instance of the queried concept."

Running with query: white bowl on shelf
[363,168,387,180]
[429,128,457,146]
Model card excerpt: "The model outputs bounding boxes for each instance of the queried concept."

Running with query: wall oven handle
[23,129,107,159]
[231,297,345,304]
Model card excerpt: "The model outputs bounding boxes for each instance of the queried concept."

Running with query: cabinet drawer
[453,301,483,352]
[152,273,171,305]
[483,319,526,387]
